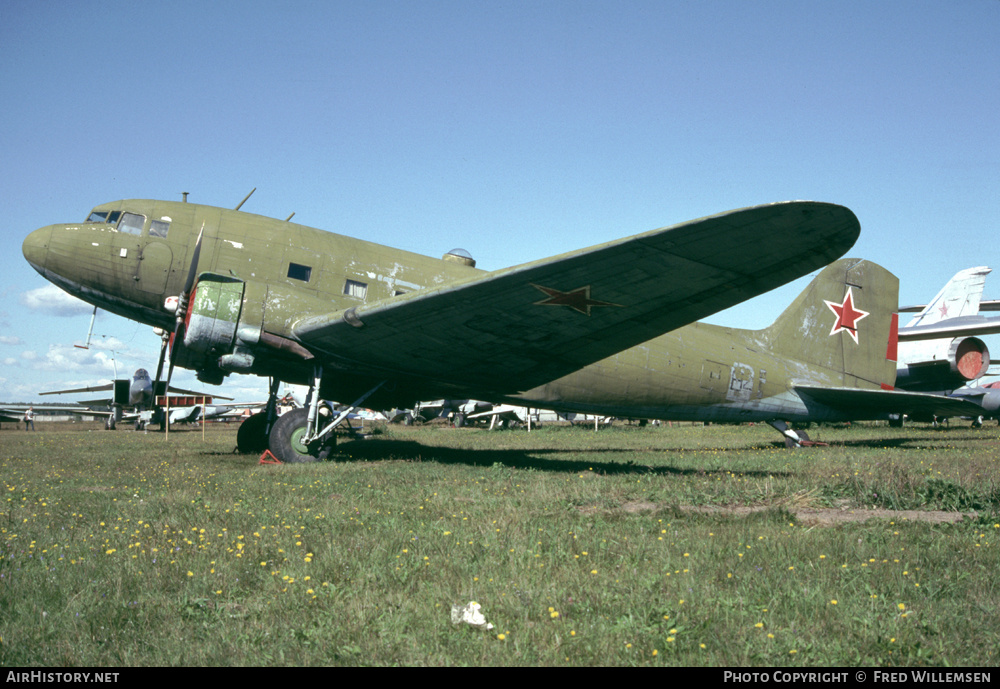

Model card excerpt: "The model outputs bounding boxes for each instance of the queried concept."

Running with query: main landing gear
[236,368,385,463]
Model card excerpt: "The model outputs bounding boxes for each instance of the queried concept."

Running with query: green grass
[1,420,998,666]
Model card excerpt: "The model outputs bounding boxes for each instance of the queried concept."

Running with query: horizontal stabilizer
[795,385,987,419]
[899,315,1000,341]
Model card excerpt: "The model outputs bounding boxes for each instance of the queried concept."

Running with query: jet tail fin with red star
[763,258,899,390]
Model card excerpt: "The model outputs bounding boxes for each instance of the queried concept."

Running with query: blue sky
[1,0,998,403]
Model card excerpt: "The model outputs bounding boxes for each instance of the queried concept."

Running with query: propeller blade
[164,222,206,434]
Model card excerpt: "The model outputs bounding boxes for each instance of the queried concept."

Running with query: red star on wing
[531,284,621,316]
[825,287,868,344]
[937,302,949,318]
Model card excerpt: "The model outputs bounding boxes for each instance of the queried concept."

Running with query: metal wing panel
[294,201,860,396]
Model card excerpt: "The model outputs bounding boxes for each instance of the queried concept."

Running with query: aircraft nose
[22,225,52,274]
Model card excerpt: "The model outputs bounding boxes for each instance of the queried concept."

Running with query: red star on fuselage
[824,287,868,344]
[531,284,621,316]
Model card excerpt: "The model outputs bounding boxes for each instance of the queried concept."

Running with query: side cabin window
[86,210,122,224]
[118,213,145,235]
[149,219,170,238]
[288,262,312,282]
[344,279,367,300]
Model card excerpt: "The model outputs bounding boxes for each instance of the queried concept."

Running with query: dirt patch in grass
[592,500,977,526]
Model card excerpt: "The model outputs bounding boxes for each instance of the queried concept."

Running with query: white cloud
[20,285,93,317]
[0,335,23,345]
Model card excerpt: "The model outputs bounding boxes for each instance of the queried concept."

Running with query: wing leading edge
[293,201,860,396]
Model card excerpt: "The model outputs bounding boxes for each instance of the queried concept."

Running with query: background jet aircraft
[40,368,229,429]
[894,266,995,393]
[24,196,865,460]
[886,266,1000,424]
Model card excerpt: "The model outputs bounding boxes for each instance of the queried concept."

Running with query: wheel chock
[259,449,282,465]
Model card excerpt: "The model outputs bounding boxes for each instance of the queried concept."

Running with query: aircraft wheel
[888,414,904,428]
[268,407,335,463]
[237,413,270,454]
[106,416,116,430]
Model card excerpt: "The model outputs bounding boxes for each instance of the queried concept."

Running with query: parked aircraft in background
[894,267,999,395]
[465,404,611,429]
[24,195,867,459]
[39,368,229,430]
[885,266,1000,425]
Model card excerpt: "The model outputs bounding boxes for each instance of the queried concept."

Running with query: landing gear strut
[236,378,282,454]
[240,367,386,462]
[768,420,826,448]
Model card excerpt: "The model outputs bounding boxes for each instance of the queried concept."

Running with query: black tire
[268,408,335,463]
[237,413,270,454]
[106,415,116,430]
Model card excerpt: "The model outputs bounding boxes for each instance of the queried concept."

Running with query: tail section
[904,266,990,327]
[764,258,899,389]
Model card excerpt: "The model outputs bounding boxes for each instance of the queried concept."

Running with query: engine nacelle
[171,274,261,379]
[948,337,990,381]
[895,336,990,393]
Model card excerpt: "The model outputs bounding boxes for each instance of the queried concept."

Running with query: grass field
[1,419,998,666]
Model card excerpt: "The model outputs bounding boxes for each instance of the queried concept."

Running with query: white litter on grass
[450,602,494,630]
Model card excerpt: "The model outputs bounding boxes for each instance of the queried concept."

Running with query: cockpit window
[149,219,170,238]
[86,210,122,224]
[119,213,145,235]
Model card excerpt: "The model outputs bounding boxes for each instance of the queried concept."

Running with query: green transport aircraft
[22,196,982,460]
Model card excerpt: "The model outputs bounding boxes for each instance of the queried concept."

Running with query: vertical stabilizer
[905,266,990,327]
[764,258,899,389]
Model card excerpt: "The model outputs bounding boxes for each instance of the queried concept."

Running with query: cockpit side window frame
[149,219,170,238]
[118,212,146,236]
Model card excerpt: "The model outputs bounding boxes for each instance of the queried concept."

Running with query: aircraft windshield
[86,210,122,224]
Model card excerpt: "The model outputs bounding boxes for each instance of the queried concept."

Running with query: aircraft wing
[898,315,1000,342]
[39,383,114,396]
[164,385,234,401]
[794,385,989,419]
[0,410,25,423]
[293,201,860,396]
